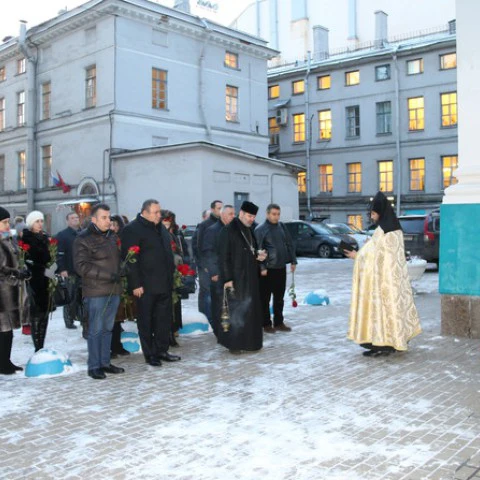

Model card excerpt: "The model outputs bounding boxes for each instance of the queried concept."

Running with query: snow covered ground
[1,258,480,480]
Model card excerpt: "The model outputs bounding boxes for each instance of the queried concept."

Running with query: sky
[0,0,253,41]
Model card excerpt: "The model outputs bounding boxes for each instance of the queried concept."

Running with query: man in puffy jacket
[74,203,124,380]
[254,204,297,333]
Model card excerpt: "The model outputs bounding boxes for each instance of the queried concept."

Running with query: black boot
[5,330,22,371]
[0,331,16,375]
[111,322,130,356]
[31,315,48,352]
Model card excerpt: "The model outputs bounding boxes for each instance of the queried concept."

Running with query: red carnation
[49,238,59,246]
[170,240,177,252]
[18,240,31,252]
[292,300,298,308]
[177,264,190,276]
[187,269,196,276]
[128,245,140,254]
[181,225,187,230]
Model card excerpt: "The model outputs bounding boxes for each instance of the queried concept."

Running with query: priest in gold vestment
[344,192,422,357]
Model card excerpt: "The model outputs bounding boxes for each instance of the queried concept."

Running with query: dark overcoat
[120,214,175,295]
[218,217,263,351]
[22,229,51,314]
[0,239,22,331]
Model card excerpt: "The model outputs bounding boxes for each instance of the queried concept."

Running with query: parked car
[398,211,440,264]
[284,221,358,258]
[325,223,370,248]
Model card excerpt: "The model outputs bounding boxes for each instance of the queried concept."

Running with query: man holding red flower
[120,199,179,366]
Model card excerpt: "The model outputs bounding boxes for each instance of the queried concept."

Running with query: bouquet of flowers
[173,263,195,304]
[288,271,298,308]
[17,240,30,268]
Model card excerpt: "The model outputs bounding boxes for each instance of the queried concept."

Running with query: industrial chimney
[374,11,388,48]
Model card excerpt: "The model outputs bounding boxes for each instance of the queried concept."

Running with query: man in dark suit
[56,212,82,331]
[120,199,179,367]
[201,204,235,337]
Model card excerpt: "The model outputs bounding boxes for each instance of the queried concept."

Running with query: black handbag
[53,275,71,307]
[177,274,197,299]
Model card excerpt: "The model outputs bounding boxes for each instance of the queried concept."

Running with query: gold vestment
[347,227,422,351]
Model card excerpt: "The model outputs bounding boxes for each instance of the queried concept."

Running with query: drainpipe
[199,19,212,140]
[305,51,312,219]
[392,46,402,216]
[18,21,37,212]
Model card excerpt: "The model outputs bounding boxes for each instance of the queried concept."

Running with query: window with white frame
[269,117,279,146]
[0,66,5,82]
[318,109,332,140]
[293,113,305,143]
[152,68,167,110]
[378,160,393,192]
[441,92,457,127]
[268,85,280,99]
[347,214,363,230]
[317,75,331,90]
[345,70,360,86]
[224,51,238,69]
[346,105,360,137]
[319,164,333,193]
[408,96,424,131]
[85,65,96,108]
[442,155,458,189]
[17,91,25,126]
[409,158,425,191]
[375,64,390,81]
[0,98,4,131]
[225,85,238,122]
[440,52,456,70]
[292,80,305,95]
[17,58,26,74]
[42,82,51,120]
[298,171,306,193]
[347,163,362,193]
[42,145,52,188]
[407,58,423,75]
[18,151,26,189]
[376,101,392,134]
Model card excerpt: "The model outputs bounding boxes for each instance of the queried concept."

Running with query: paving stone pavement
[1,259,480,480]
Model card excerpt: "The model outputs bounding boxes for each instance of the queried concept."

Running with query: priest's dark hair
[91,203,110,217]
[370,192,402,234]
[141,199,159,213]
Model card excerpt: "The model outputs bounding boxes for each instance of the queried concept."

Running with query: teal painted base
[439,204,480,296]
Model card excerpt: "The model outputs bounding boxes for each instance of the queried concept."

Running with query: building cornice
[0,0,278,62]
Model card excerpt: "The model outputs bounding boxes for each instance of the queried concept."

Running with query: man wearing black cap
[218,201,266,353]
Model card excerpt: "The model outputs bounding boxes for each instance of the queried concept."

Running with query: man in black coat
[55,212,82,331]
[120,199,179,366]
[202,204,235,337]
[194,200,223,323]
[255,204,297,333]
[218,201,267,353]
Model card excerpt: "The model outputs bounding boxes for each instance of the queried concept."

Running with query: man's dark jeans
[259,267,287,327]
[197,268,212,323]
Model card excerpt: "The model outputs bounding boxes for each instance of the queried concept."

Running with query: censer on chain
[221,287,234,332]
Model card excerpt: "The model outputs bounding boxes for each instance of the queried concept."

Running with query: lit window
[319,164,333,193]
[17,58,26,75]
[293,113,305,143]
[376,101,392,134]
[298,171,306,193]
[317,75,331,90]
[407,58,423,75]
[441,92,457,127]
[345,70,360,86]
[0,98,4,131]
[18,151,26,189]
[292,80,305,95]
[442,155,458,189]
[409,158,425,191]
[408,97,424,131]
[347,215,363,230]
[347,163,362,193]
[225,85,238,122]
[224,51,238,69]
[375,64,390,81]
[152,68,167,110]
[85,65,96,108]
[0,66,5,82]
[346,106,360,137]
[269,117,279,146]
[378,160,393,192]
[17,91,25,126]
[42,145,52,188]
[440,53,456,70]
[42,82,51,120]
[318,109,332,140]
[268,85,280,99]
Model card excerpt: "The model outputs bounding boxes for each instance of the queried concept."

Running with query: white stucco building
[0,0,300,231]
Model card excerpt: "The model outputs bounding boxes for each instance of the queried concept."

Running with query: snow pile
[303,289,330,306]
[25,348,73,377]
[180,309,211,335]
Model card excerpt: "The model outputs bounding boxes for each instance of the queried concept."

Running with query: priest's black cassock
[218,217,263,351]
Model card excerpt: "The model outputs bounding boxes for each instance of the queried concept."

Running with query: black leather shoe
[66,324,78,329]
[102,364,125,374]
[158,352,181,362]
[88,368,106,379]
[146,357,162,367]
[9,362,23,372]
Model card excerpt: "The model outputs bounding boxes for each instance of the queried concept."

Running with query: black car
[284,221,358,258]
[398,211,440,264]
